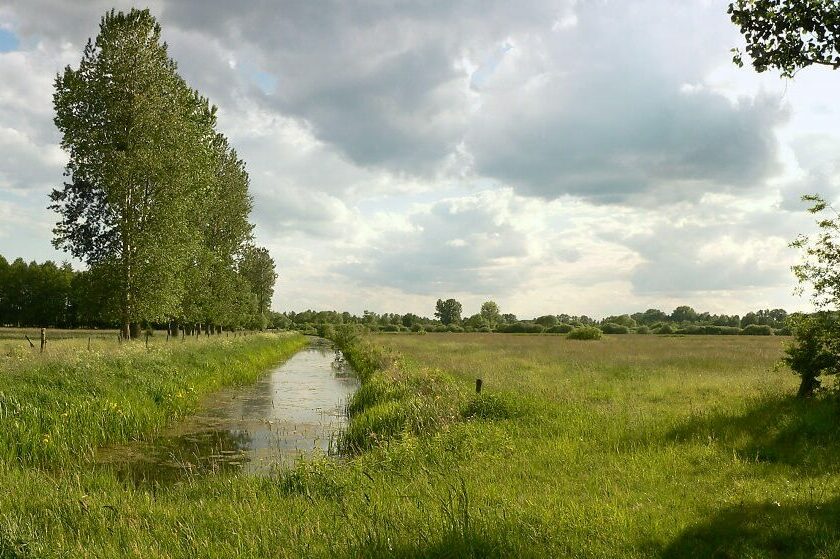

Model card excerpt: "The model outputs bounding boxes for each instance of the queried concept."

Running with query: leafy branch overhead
[729,0,840,77]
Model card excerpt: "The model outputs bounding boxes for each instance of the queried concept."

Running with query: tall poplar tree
[51,9,210,337]
[238,246,277,319]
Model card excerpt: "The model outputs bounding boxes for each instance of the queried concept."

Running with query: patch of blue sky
[233,59,278,94]
[470,42,513,90]
[253,69,278,94]
[0,27,19,53]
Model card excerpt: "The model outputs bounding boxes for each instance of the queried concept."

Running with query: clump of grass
[462,393,525,420]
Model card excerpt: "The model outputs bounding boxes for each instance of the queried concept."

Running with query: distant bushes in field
[676,325,741,335]
[497,322,544,334]
[741,324,773,336]
[635,326,651,334]
[546,324,574,334]
[567,326,602,340]
[600,323,629,334]
[654,324,675,335]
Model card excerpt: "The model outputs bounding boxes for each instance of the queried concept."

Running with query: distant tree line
[266,301,792,337]
[0,253,273,331]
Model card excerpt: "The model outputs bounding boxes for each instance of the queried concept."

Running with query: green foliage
[729,0,840,77]
[497,322,544,334]
[602,314,636,328]
[677,325,742,336]
[534,315,558,328]
[546,324,574,334]
[567,326,602,340]
[655,324,675,335]
[50,9,265,337]
[741,324,774,336]
[635,326,651,334]
[434,298,463,325]
[599,323,629,334]
[671,305,698,323]
[480,301,501,328]
[783,313,840,397]
[238,246,277,318]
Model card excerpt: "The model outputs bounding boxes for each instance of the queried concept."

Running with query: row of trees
[263,301,792,336]
[48,9,276,336]
[0,253,274,331]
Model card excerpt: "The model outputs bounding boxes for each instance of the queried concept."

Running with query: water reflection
[99,340,358,485]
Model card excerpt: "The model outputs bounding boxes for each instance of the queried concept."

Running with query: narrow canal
[101,339,358,484]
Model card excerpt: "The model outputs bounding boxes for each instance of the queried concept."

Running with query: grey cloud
[624,222,791,296]
[466,0,788,205]
[160,0,570,175]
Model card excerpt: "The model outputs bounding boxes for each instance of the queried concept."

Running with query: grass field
[2,331,839,557]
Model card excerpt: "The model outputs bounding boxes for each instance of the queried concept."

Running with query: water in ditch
[98,339,358,485]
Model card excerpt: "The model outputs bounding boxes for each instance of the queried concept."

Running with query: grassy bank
[0,332,308,467]
[3,332,840,557]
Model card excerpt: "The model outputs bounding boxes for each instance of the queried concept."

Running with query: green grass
[2,331,840,557]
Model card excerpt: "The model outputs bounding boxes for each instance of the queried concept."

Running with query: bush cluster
[567,326,602,340]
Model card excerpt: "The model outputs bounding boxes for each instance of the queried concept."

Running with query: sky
[0,0,839,319]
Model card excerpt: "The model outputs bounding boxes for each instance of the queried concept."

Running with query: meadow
[2,331,839,558]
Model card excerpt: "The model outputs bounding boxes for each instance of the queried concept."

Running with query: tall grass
[2,332,840,557]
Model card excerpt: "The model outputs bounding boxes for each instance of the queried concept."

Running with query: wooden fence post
[40,328,46,354]
[475,378,482,394]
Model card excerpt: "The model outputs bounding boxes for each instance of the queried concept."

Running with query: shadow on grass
[346,526,545,559]
[661,497,840,558]
[666,394,840,472]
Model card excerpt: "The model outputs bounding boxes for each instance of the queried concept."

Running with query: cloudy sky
[1,0,838,319]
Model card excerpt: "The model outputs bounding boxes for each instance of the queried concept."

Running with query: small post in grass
[24,334,34,348]
[88,336,91,351]
[40,328,46,354]
[145,330,150,349]
[475,378,483,394]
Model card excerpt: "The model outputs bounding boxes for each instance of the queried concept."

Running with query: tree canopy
[434,298,463,325]
[50,9,275,335]
[729,0,840,77]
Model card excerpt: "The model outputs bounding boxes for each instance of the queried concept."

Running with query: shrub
[600,323,629,334]
[567,326,602,340]
[498,322,544,334]
[446,325,464,333]
[784,313,840,397]
[546,323,574,334]
[635,326,651,334]
[410,324,425,333]
[654,324,674,335]
[741,324,773,336]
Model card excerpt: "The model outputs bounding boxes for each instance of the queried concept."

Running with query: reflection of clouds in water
[102,344,358,486]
